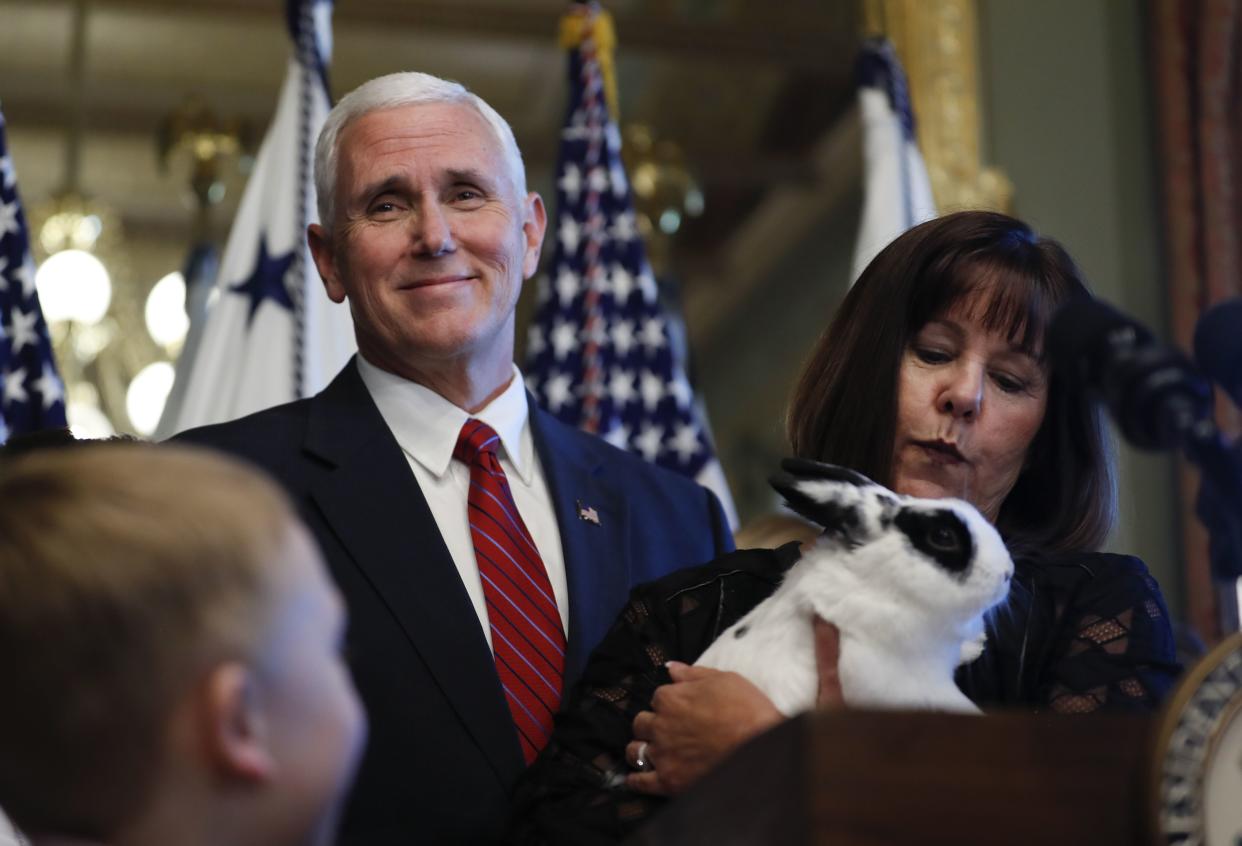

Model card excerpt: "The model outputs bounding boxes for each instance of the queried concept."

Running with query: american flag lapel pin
[576,500,601,526]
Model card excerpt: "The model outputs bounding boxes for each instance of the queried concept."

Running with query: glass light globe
[66,400,115,440]
[125,362,175,436]
[145,271,189,348]
[35,249,112,325]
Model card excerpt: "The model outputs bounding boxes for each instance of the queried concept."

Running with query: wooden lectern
[627,710,1155,846]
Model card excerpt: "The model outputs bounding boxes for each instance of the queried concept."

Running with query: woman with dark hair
[508,211,1179,844]
[787,210,1114,556]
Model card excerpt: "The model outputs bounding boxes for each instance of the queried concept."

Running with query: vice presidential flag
[157,0,353,437]
[524,8,737,526]
[851,37,936,282]
[0,106,66,442]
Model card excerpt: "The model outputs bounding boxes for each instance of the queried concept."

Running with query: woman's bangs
[940,262,1054,358]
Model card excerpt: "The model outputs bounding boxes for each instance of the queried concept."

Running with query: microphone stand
[1050,296,1242,632]
[1160,388,1242,630]
[1092,333,1242,631]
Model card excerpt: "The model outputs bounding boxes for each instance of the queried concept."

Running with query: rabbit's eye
[926,526,961,552]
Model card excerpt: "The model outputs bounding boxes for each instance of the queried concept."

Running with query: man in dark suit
[176,71,732,844]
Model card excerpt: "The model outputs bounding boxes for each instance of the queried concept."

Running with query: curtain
[1150,0,1242,643]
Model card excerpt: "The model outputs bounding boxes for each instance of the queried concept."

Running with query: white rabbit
[696,459,1013,715]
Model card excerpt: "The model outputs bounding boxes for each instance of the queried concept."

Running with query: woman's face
[890,300,1048,521]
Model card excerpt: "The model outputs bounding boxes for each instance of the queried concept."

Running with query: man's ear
[520,192,547,280]
[202,662,276,783]
[308,223,347,304]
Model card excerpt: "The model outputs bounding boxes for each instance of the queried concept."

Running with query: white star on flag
[13,259,34,298]
[0,200,18,238]
[603,422,630,449]
[555,267,580,306]
[558,164,582,203]
[608,368,636,405]
[7,308,39,353]
[587,166,609,194]
[3,368,27,405]
[32,364,64,410]
[610,319,635,356]
[639,317,666,354]
[544,371,574,413]
[634,422,664,461]
[591,265,613,298]
[610,263,634,303]
[639,369,664,410]
[668,422,702,463]
[526,324,546,358]
[610,210,637,243]
[558,216,582,254]
[550,319,579,361]
[668,372,693,409]
[609,160,629,199]
[638,269,659,304]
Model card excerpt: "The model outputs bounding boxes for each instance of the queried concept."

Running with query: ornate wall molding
[864,0,1011,213]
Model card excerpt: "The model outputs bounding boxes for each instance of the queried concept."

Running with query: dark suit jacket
[175,360,733,844]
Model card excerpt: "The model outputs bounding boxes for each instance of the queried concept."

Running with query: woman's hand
[625,663,781,796]
[625,616,843,796]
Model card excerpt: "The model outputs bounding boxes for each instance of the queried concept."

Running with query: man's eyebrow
[355,175,407,201]
[445,168,498,188]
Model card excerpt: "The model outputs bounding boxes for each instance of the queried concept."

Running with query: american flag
[0,105,67,442]
[524,7,736,522]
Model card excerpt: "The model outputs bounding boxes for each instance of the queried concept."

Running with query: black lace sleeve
[507,547,796,845]
[1035,553,1182,713]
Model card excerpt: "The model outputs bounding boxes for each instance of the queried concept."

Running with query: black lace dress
[507,542,1181,845]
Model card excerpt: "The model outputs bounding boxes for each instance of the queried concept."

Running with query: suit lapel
[529,404,630,684]
[302,364,524,785]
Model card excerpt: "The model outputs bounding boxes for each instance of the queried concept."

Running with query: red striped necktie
[454,418,565,764]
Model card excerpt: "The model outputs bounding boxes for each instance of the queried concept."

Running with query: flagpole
[156,0,354,437]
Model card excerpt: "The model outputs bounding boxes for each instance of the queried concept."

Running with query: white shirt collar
[355,356,534,483]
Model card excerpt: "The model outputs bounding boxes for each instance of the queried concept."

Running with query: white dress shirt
[356,356,569,647]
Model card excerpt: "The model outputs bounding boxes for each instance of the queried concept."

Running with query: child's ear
[202,662,276,783]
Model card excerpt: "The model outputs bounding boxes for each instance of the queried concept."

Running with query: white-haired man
[178,72,733,844]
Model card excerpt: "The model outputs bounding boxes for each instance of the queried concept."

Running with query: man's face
[309,102,546,382]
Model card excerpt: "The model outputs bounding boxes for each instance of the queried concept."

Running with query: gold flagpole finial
[559,3,620,123]
[862,0,887,38]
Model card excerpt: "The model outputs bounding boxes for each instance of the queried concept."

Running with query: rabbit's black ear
[769,471,865,542]
[778,458,878,490]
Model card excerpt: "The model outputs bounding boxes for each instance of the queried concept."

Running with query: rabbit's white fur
[696,463,1013,715]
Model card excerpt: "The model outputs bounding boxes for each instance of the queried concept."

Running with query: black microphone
[1194,297,1242,412]
[1050,296,1242,580]
[1046,295,1213,450]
